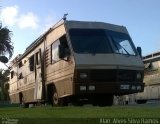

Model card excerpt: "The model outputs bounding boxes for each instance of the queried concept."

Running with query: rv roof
[66,20,128,34]
[16,20,128,61]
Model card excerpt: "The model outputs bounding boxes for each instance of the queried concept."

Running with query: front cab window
[69,28,137,56]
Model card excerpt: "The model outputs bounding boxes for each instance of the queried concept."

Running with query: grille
[76,69,138,82]
[90,69,117,82]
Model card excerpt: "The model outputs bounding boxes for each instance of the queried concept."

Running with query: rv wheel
[136,100,147,104]
[52,91,59,106]
[20,95,29,108]
[52,91,68,106]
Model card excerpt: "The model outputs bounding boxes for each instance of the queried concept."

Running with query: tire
[23,103,29,108]
[52,91,59,106]
[52,90,68,106]
[136,100,147,104]
[20,94,29,108]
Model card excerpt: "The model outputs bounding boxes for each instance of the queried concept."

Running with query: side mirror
[137,47,142,58]
[58,45,65,59]
[0,56,8,63]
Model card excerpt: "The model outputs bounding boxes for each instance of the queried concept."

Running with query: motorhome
[9,18,144,107]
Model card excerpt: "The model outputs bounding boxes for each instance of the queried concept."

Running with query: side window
[29,55,34,71]
[18,73,23,79]
[51,40,60,64]
[11,71,14,79]
[59,35,70,58]
[36,52,40,65]
[51,35,71,63]
[19,61,23,68]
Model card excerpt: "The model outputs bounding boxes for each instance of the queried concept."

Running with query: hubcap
[53,92,59,105]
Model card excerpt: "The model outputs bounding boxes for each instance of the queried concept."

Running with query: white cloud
[1,5,18,26]
[18,12,39,29]
[0,5,39,30]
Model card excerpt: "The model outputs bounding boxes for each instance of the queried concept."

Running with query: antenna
[49,13,69,30]
[63,13,68,20]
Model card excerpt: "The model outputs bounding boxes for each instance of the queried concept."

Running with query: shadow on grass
[0,103,19,108]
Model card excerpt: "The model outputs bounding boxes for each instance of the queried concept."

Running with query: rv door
[34,49,43,100]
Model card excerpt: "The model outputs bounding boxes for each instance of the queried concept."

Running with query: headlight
[80,86,86,91]
[89,85,95,91]
[137,86,141,90]
[137,73,141,79]
[80,73,87,79]
[120,85,130,90]
[131,85,136,90]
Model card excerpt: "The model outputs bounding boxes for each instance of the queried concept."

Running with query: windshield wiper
[111,37,130,56]
[119,44,130,55]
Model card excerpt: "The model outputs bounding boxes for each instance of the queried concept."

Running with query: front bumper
[74,82,144,95]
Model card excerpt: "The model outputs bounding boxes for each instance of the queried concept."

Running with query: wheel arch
[46,83,57,103]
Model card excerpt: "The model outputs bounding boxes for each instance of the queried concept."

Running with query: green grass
[0,105,160,124]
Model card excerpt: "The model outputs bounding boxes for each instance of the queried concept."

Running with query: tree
[0,69,10,101]
[0,23,13,102]
[0,23,14,59]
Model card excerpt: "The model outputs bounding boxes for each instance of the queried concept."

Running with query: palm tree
[0,23,14,59]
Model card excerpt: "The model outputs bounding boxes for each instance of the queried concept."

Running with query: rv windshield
[69,29,136,55]
[108,30,136,55]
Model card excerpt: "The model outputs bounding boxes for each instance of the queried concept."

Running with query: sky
[0,0,160,68]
